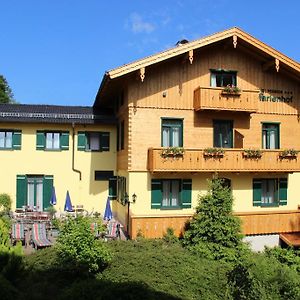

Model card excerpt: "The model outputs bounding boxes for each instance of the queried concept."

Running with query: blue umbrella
[50,186,57,206]
[64,191,73,212]
[103,197,113,221]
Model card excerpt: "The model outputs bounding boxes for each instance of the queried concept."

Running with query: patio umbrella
[64,191,73,212]
[50,186,57,206]
[103,197,113,221]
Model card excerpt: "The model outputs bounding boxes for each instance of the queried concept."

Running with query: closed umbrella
[50,186,57,206]
[64,191,73,212]
[103,197,113,221]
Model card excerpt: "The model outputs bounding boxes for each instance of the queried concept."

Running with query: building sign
[259,89,293,103]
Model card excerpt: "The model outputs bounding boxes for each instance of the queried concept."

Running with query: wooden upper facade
[94,27,300,173]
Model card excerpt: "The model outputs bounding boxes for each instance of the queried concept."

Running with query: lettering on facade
[259,89,293,103]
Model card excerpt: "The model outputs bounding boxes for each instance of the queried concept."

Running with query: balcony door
[213,120,233,148]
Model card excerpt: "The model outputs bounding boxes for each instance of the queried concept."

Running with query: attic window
[210,70,237,87]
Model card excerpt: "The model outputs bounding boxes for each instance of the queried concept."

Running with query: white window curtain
[269,130,276,149]
[0,132,5,148]
[171,181,179,206]
[162,181,170,206]
[6,132,12,148]
[89,133,100,150]
[261,180,275,204]
[211,74,217,87]
[53,133,60,149]
[27,180,35,208]
[172,127,180,147]
[46,133,52,149]
[162,127,170,147]
[36,179,43,211]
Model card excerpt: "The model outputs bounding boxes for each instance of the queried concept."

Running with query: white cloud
[128,13,155,34]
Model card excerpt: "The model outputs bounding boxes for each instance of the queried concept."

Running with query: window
[117,121,125,151]
[151,179,191,209]
[77,131,110,152]
[262,123,279,149]
[94,171,114,181]
[210,70,237,87]
[213,120,233,148]
[0,130,21,150]
[253,178,287,207]
[16,175,53,211]
[161,119,183,147]
[36,131,69,151]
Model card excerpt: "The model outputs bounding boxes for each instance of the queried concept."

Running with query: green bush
[183,178,248,262]
[0,193,11,215]
[162,227,179,244]
[56,216,112,274]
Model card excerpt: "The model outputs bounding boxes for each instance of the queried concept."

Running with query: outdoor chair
[31,223,52,250]
[105,221,121,240]
[11,223,25,245]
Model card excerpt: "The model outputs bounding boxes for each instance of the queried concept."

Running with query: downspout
[72,123,82,180]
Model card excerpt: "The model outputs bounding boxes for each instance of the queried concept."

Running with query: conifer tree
[0,75,15,103]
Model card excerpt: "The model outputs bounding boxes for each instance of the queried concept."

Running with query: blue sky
[1,0,299,106]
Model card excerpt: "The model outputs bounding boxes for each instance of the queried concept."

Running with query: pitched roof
[0,103,116,124]
[107,27,300,79]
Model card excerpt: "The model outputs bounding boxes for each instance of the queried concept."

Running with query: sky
[0,0,299,107]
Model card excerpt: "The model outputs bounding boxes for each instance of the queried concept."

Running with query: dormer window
[210,69,237,87]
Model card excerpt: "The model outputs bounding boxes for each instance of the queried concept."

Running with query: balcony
[148,148,300,173]
[193,86,259,112]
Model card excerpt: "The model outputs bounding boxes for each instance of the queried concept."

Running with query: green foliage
[183,178,248,262]
[243,149,262,158]
[56,216,112,274]
[0,193,12,215]
[0,75,14,104]
[280,148,299,157]
[162,227,179,244]
[203,147,225,156]
[264,246,300,273]
[160,147,185,158]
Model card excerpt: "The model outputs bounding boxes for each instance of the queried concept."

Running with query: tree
[183,177,248,262]
[0,75,14,104]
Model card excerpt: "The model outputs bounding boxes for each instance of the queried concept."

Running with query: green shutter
[43,175,53,211]
[253,179,262,206]
[16,175,27,209]
[151,179,162,209]
[100,132,110,151]
[77,131,86,151]
[60,131,69,150]
[12,130,22,150]
[279,178,288,206]
[181,179,192,208]
[108,176,117,200]
[36,131,45,150]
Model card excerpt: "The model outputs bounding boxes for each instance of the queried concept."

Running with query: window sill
[160,206,182,210]
[260,203,280,208]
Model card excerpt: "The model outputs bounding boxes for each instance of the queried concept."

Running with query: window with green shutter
[108,176,117,200]
[36,131,69,151]
[0,130,22,150]
[77,131,110,152]
[151,179,192,209]
[253,178,288,207]
[16,174,53,211]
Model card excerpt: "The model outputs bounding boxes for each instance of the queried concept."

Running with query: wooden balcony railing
[148,148,300,173]
[194,86,259,112]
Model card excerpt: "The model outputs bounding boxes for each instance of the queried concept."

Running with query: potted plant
[161,147,185,159]
[243,149,262,159]
[221,84,241,95]
[279,149,299,159]
[203,147,224,158]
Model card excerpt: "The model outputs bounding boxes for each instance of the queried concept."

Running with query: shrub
[162,227,178,244]
[0,193,11,215]
[183,178,248,262]
[56,216,112,274]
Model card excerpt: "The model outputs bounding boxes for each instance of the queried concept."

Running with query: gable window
[151,179,191,209]
[262,123,279,149]
[161,119,183,147]
[253,178,287,207]
[36,131,69,151]
[210,70,237,87]
[117,121,125,151]
[77,131,110,152]
[0,130,21,150]
[16,175,53,212]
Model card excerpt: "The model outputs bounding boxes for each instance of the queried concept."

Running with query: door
[27,177,43,211]
[213,120,233,148]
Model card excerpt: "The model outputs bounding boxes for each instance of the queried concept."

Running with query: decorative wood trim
[233,34,237,48]
[188,49,193,64]
[139,67,145,82]
[275,58,280,72]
